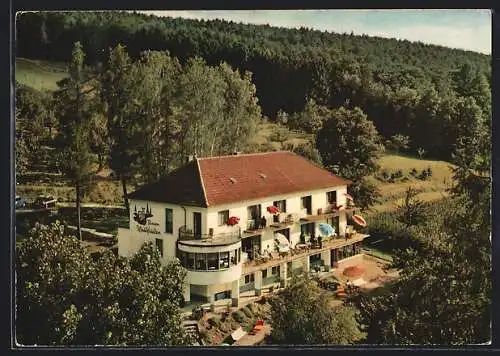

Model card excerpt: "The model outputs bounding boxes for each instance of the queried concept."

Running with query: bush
[418,169,430,181]
[232,311,245,323]
[410,168,418,176]
[207,316,220,328]
[379,169,390,181]
[241,306,253,318]
[395,169,403,178]
[426,167,433,177]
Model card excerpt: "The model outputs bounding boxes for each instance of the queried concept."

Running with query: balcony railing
[300,204,358,222]
[178,226,242,246]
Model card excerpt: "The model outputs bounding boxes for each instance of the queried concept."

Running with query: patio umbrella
[318,223,334,236]
[344,193,354,202]
[352,214,367,227]
[343,265,365,278]
[267,205,280,215]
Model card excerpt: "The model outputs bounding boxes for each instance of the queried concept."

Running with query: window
[272,266,280,275]
[218,210,229,226]
[273,200,286,222]
[238,248,241,263]
[301,196,312,215]
[165,208,173,233]
[244,273,255,284]
[195,253,207,270]
[230,250,237,266]
[327,191,337,205]
[178,251,188,267]
[220,251,230,269]
[262,269,268,279]
[187,253,195,269]
[155,238,164,257]
[207,253,218,270]
[301,222,315,236]
[327,217,340,235]
[247,204,262,229]
[273,200,287,213]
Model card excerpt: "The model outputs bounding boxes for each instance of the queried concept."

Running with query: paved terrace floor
[242,233,369,274]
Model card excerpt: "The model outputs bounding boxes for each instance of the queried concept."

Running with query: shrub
[410,168,418,176]
[232,311,245,323]
[395,169,403,178]
[207,316,220,328]
[418,169,430,180]
[241,306,253,318]
[220,323,230,333]
[380,169,390,180]
[426,167,433,177]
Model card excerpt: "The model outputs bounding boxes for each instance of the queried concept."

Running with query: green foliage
[356,187,490,344]
[231,311,245,323]
[389,134,410,153]
[395,186,428,229]
[316,106,382,182]
[53,42,94,240]
[16,11,491,162]
[348,179,381,212]
[16,221,190,346]
[292,143,323,167]
[241,306,253,318]
[269,277,364,344]
[287,98,327,134]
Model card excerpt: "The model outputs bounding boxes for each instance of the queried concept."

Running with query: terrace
[299,203,359,223]
[178,225,242,246]
[241,232,369,274]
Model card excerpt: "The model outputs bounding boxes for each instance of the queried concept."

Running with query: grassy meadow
[15,58,68,91]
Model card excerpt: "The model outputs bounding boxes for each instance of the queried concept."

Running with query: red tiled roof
[199,151,350,206]
[128,151,351,207]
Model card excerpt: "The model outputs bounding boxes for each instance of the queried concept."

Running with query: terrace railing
[178,225,242,245]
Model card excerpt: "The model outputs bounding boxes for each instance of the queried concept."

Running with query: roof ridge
[195,157,210,207]
[197,151,292,160]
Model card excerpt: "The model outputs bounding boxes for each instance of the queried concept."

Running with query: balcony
[242,213,297,238]
[299,203,359,223]
[178,225,242,247]
[241,232,369,274]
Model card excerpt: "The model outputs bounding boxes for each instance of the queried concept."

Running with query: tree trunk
[76,181,82,241]
[210,126,219,157]
[121,174,130,213]
[97,153,104,172]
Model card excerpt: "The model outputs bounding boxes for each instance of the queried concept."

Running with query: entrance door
[193,212,202,239]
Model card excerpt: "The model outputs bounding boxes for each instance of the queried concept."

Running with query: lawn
[15,58,68,91]
[248,122,312,151]
[367,154,454,215]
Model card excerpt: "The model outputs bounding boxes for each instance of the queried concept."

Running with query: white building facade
[118,152,368,306]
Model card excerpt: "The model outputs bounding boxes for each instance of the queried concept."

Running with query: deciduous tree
[16,221,191,346]
[269,277,364,345]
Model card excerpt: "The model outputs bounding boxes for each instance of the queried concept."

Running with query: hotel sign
[133,204,161,235]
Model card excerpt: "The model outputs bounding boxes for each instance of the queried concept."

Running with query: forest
[16,11,491,160]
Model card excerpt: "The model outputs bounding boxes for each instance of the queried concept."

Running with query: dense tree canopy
[269,277,364,344]
[316,106,382,182]
[16,11,491,160]
[16,221,190,346]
